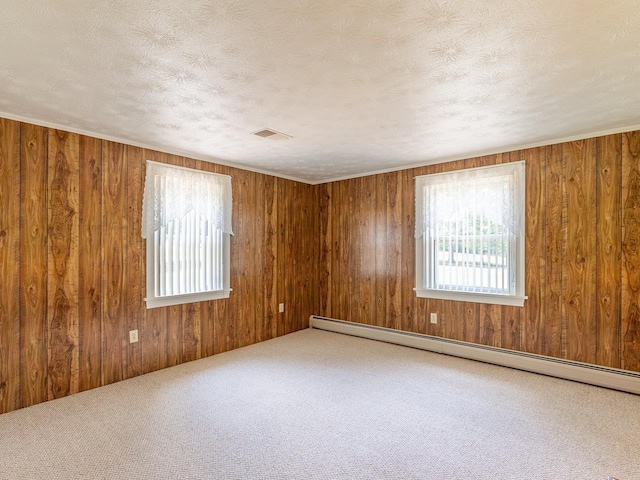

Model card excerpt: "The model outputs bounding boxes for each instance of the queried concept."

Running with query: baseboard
[309,316,640,395]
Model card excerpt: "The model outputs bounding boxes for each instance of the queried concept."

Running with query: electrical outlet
[278,303,285,313]
[129,329,139,343]
[430,313,438,324]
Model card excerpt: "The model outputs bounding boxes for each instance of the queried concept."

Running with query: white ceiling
[1,1,639,184]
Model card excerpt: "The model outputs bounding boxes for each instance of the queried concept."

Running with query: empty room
[1,1,639,479]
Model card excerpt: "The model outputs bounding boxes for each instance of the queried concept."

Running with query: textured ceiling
[1,1,639,183]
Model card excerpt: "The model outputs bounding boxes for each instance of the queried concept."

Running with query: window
[142,161,233,308]
[415,161,526,306]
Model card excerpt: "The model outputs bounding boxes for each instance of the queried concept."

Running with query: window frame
[414,162,526,307]
[143,162,232,309]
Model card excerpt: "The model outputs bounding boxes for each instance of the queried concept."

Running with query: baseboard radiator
[309,316,640,395]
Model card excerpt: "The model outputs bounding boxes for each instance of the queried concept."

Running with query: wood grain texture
[19,123,48,407]
[544,144,564,358]
[261,175,277,342]
[47,129,80,399]
[562,139,597,363]
[523,148,545,354]
[0,119,21,414]
[101,141,127,385]
[318,183,331,318]
[1,116,319,415]
[318,133,637,372]
[360,176,375,325]
[622,131,640,371]
[400,169,415,334]
[253,173,265,339]
[336,180,351,320]
[4,113,640,415]
[78,135,102,391]
[283,179,296,335]
[126,146,144,375]
[374,174,386,327]
[596,135,622,368]
[385,172,402,331]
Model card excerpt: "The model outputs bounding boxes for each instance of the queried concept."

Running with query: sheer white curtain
[415,161,524,240]
[141,161,233,239]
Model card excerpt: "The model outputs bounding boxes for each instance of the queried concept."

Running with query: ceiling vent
[252,128,292,140]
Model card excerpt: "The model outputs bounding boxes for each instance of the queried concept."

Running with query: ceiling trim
[2,110,639,186]
[0,110,311,185]
[307,123,640,184]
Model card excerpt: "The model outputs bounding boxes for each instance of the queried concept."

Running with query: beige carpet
[1,328,638,479]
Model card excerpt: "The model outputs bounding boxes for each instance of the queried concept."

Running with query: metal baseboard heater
[309,316,640,395]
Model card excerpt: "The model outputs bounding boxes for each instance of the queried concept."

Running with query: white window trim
[414,162,526,307]
[145,232,231,309]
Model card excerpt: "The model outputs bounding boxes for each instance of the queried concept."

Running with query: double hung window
[142,161,233,308]
[415,162,525,306]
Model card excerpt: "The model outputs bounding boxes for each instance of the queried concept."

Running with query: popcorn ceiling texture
[1,0,639,182]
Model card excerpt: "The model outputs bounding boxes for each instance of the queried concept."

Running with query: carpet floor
[1,328,638,479]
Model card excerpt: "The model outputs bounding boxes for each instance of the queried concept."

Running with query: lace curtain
[141,161,233,239]
[415,161,524,239]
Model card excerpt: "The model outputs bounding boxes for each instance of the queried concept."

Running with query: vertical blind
[154,212,224,296]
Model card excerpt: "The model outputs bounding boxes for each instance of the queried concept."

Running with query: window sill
[146,289,232,309]
[414,288,526,307]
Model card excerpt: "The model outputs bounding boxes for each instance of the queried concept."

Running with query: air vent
[251,128,292,140]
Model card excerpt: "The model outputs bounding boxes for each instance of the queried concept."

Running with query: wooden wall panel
[336,181,351,321]
[47,129,80,400]
[165,154,184,368]
[19,123,48,406]
[126,146,144,375]
[318,132,640,373]
[596,135,622,368]
[0,116,318,415]
[282,180,296,335]
[3,112,639,415]
[562,139,597,363]
[0,119,21,413]
[374,175,386,327]
[78,136,102,391]
[259,174,275,343]
[101,141,127,385]
[251,173,263,341]
[385,172,402,331]
[318,183,331,318]
[544,144,564,358]
[523,148,545,354]
[360,176,375,326]
[622,131,640,371]
[400,169,414,334]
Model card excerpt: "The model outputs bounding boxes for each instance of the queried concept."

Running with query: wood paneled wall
[0,118,319,414]
[2,115,639,415]
[318,131,640,372]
